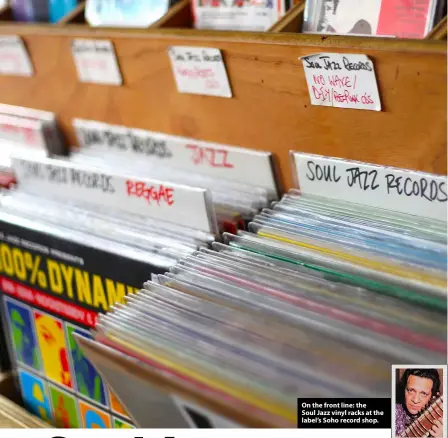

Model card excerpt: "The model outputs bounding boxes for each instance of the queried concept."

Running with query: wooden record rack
[0,0,446,427]
[0,0,446,191]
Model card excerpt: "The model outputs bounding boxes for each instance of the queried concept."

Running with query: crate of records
[0,152,218,428]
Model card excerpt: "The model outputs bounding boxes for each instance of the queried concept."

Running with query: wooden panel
[0,26,445,191]
[56,2,87,25]
[269,0,305,33]
[154,0,193,28]
[427,16,447,40]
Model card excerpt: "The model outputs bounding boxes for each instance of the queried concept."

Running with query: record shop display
[0,151,217,428]
[0,115,279,427]
[75,155,446,428]
[71,118,278,234]
[0,0,446,423]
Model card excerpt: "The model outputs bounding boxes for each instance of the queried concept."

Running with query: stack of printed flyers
[77,153,447,427]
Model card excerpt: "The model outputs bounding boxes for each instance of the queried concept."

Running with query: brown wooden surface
[154,0,193,28]
[427,15,447,40]
[269,0,305,33]
[78,337,278,427]
[0,25,445,191]
[56,2,87,25]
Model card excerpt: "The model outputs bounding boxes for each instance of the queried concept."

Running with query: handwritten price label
[168,46,232,98]
[72,39,122,86]
[0,36,34,77]
[300,53,381,111]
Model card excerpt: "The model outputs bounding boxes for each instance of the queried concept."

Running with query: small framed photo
[392,365,447,438]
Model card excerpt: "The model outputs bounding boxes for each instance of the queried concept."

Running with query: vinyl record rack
[0,0,446,191]
[0,0,446,428]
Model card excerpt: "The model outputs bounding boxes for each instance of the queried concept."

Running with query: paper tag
[172,396,242,428]
[11,154,217,234]
[72,39,122,86]
[0,114,47,149]
[168,46,232,98]
[0,36,34,77]
[292,152,447,222]
[300,53,381,111]
[73,119,277,197]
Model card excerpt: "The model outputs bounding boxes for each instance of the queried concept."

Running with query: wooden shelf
[427,15,447,40]
[0,6,445,428]
[0,23,445,190]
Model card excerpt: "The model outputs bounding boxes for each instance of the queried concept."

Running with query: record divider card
[73,118,278,199]
[10,153,218,235]
[291,152,447,222]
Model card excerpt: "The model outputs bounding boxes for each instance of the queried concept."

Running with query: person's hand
[429,419,443,437]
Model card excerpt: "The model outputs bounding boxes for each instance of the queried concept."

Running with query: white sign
[0,36,34,77]
[291,152,447,222]
[73,118,277,197]
[0,104,65,156]
[0,114,47,150]
[300,53,381,111]
[168,46,232,98]
[11,154,218,234]
[72,39,122,86]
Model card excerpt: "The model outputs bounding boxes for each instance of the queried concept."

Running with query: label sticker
[300,53,381,111]
[72,39,122,86]
[168,46,232,98]
[0,36,34,77]
[291,152,447,222]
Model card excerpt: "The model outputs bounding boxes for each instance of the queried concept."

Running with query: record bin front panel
[0,218,163,428]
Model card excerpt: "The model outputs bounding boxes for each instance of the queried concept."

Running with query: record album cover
[303,0,438,39]
[0,218,166,428]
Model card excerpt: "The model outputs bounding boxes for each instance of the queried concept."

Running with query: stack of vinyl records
[302,0,445,39]
[0,151,220,427]
[0,128,278,427]
[0,392,51,428]
[0,103,66,189]
[83,188,447,427]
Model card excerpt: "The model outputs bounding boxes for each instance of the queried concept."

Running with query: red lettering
[186,144,202,164]
[328,75,352,88]
[333,89,359,104]
[176,66,214,79]
[361,93,374,105]
[216,149,233,168]
[185,144,233,168]
[313,74,325,85]
[165,187,174,206]
[125,179,175,206]
[205,79,219,89]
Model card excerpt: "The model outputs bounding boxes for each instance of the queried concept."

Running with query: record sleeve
[0,213,169,428]
[192,0,286,31]
[302,0,439,38]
